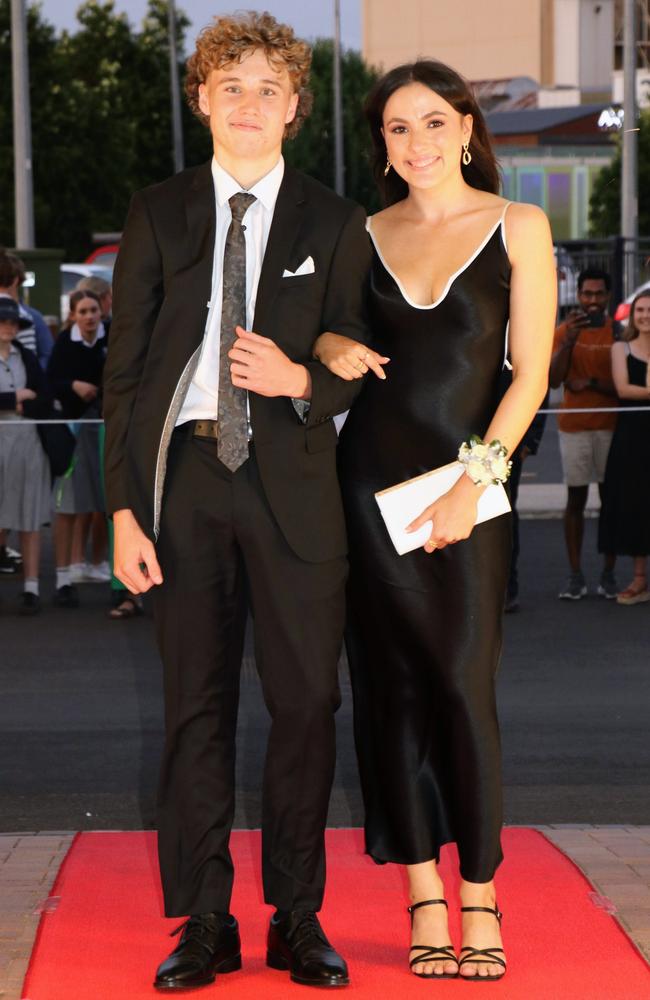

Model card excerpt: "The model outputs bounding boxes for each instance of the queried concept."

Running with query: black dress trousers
[152,426,347,917]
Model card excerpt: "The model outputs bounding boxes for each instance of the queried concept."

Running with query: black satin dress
[338,215,512,884]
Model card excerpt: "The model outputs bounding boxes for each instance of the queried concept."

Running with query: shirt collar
[211,155,285,213]
[70,322,106,347]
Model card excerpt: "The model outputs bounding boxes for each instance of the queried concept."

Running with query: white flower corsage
[458,435,512,486]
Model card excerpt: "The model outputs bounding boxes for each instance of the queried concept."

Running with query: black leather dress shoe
[267,910,349,988]
[154,912,241,991]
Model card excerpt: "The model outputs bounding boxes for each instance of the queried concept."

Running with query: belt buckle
[193,419,219,440]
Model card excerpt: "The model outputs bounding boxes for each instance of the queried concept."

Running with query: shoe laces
[288,911,328,951]
[170,913,223,941]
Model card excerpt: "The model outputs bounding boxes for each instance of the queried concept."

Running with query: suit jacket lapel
[184,160,216,267]
[253,167,305,334]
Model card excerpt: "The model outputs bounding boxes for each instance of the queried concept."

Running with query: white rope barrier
[4,407,650,426]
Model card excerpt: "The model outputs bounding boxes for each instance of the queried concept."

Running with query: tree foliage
[1,2,379,259]
[589,109,650,236]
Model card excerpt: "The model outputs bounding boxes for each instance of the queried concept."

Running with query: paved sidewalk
[518,481,600,517]
[0,833,74,999]
[1,827,648,999]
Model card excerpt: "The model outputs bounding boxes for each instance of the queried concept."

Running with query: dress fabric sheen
[338,217,512,884]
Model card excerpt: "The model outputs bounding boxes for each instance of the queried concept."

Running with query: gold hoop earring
[384,156,392,177]
[462,142,472,166]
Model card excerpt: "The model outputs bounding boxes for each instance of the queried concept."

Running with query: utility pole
[621,0,638,296]
[11,0,35,248]
[168,0,185,173]
[333,0,345,196]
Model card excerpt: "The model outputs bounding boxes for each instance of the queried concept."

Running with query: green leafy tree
[590,110,650,236]
[285,40,380,213]
[1,7,379,258]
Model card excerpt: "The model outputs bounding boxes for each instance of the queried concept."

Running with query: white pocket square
[282,256,315,278]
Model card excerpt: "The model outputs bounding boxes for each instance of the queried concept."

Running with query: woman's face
[0,319,18,344]
[75,297,101,337]
[382,83,472,193]
[632,295,650,335]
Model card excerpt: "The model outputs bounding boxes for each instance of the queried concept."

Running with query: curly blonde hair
[185,11,313,139]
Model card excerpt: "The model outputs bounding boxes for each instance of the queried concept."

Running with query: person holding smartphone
[549,267,619,600]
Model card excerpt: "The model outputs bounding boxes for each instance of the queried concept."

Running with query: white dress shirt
[177,155,285,426]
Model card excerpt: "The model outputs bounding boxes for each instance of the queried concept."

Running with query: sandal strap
[459,946,506,969]
[409,945,458,968]
[407,898,447,916]
[460,904,503,923]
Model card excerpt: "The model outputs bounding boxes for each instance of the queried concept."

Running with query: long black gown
[338,212,512,884]
[599,348,650,556]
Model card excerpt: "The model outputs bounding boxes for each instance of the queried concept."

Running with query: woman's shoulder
[502,201,552,258]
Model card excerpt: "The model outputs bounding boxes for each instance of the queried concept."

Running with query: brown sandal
[617,575,650,606]
[108,596,143,619]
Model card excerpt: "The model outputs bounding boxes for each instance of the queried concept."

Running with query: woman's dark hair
[624,290,650,341]
[0,248,25,288]
[364,59,500,206]
[68,289,100,313]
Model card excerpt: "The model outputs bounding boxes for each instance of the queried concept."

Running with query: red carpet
[22,829,649,999]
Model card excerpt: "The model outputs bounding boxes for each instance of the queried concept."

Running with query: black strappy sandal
[459,904,507,982]
[407,898,459,980]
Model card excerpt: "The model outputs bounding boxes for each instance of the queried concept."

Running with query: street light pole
[621,0,638,296]
[333,0,345,196]
[168,0,185,173]
[11,0,35,248]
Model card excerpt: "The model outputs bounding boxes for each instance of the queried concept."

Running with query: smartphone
[587,310,606,327]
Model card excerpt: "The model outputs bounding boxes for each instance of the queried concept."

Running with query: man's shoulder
[286,166,364,223]
[136,162,211,207]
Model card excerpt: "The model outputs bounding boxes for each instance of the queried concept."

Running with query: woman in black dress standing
[315,62,555,981]
[599,291,650,604]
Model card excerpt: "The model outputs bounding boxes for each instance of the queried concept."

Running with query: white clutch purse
[374,461,511,555]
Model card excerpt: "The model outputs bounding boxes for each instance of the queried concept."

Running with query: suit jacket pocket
[305,420,337,453]
[280,272,318,288]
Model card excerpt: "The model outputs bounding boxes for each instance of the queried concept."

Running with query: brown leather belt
[193,419,219,439]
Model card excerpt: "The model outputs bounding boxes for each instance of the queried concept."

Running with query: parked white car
[554,246,579,313]
[60,263,113,322]
[614,279,650,324]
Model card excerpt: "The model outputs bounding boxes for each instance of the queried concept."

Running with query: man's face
[198,48,298,166]
[578,278,609,315]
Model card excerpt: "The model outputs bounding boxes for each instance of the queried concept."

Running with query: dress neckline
[366,204,510,311]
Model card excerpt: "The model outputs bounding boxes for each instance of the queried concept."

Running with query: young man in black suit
[103,11,371,992]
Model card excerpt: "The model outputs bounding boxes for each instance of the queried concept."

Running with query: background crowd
[1,247,649,617]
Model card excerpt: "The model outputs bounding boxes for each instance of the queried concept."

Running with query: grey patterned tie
[217,191,256,472]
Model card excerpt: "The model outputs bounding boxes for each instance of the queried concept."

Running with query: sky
[41,0,362,52]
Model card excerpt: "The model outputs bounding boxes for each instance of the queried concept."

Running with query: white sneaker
[69,562,86,583]
[83,561,112,583]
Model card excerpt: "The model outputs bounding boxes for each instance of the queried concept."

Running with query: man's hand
[565,377,590,392]
[72,380,99,403]
[563,309,589,345]
[229,327,311,399]
[113,508,163,594]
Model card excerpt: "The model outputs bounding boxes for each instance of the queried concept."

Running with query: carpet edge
[20,832,82,1000]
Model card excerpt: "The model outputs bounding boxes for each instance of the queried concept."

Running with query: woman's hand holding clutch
[406,473,482,552]
[313,332,390,381]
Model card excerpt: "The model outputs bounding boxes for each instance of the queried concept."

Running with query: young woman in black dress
[599,291,650,603]
[315,62,555,981]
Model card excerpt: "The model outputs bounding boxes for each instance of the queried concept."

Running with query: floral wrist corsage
[458,434,512,486]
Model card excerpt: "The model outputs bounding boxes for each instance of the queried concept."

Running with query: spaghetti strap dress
[598,346,650,556]
[338,207,512,883]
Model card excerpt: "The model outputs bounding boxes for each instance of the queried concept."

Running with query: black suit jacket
[103,161,372,562]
